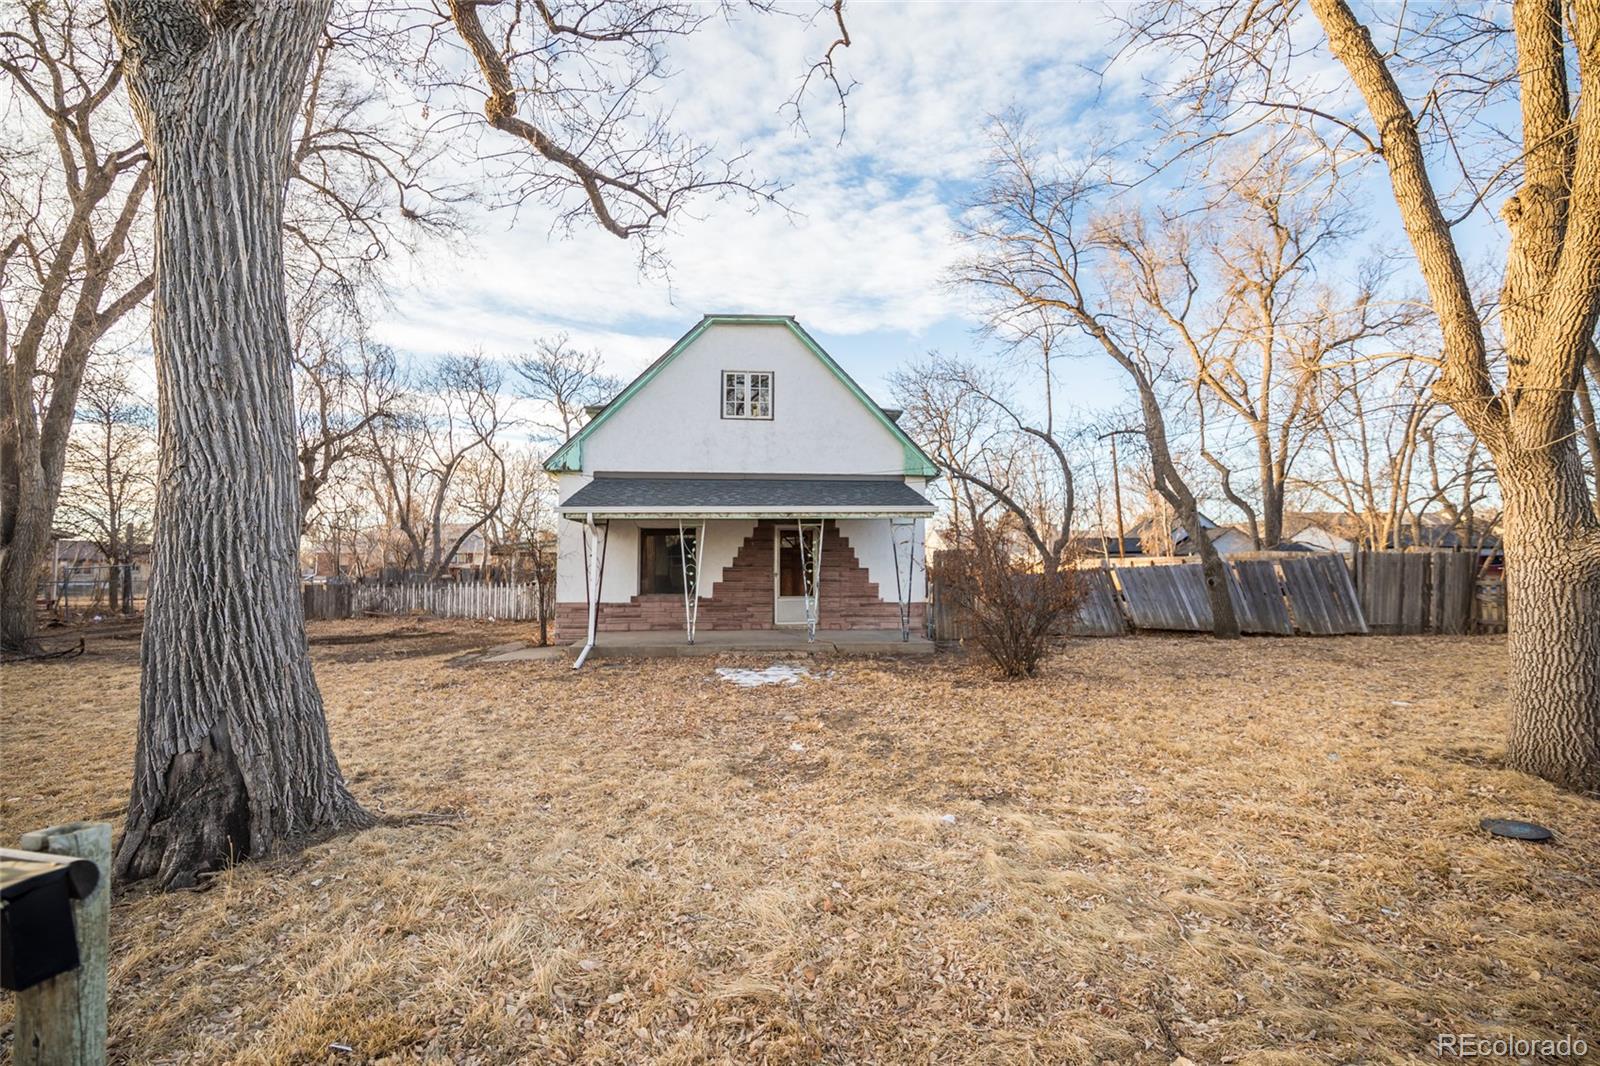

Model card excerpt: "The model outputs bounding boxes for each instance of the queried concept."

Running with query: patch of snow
[789,741,807,753]
[939,814,957,825]
[715,664,812,687]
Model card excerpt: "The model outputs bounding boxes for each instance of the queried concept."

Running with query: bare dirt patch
[1,622,1595,1064]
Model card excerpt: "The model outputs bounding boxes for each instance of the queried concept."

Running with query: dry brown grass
[2,620,1597,1065]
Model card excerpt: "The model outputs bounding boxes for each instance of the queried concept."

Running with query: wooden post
[15,822,111,1066]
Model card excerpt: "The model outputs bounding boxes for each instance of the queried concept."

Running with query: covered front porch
[556,477,933,666]
[564,628,935,659]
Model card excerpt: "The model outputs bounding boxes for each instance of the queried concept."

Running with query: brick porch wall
[555,519,925,639]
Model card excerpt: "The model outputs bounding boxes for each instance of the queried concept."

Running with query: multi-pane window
[722,371,773,419]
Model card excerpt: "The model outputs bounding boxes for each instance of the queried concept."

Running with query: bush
[934,521,1084,678]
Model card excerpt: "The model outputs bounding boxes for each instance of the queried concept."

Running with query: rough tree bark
[1308,0,1600,790]
[107,0,370,887]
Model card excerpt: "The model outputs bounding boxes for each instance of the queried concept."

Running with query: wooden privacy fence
[930,549,1505,641]
[928,567,1130,640]
[1105,552,1367,636]
[351,581,550,622]
[302,582,352,620]
[1352,550,1502,634]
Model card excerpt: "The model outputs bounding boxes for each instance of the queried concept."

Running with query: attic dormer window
[722,370,773,419]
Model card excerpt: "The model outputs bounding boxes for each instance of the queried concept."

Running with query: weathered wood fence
[302,583,353,620]
[930,550,1501,641]
[1351,550,1503,634]
[350,581,550,622]
[1098,552,1367,636]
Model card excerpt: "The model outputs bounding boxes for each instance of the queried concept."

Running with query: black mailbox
[0,848,101,992]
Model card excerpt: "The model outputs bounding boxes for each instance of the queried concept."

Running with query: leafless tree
[1126,0,1600,789]
[511,334,622,443]
[932,515,1084,679]
[359,0,851,266]
[293,301,402,529]
[954,120,1242,638]
[462,444,557,640]
[1136,151,1421,548]
[1,0,150,649]
[55,352,154,613]
[1,2,455,653]
[1296,358,1438,550]
[891,335,1077,576]
[369,352,509,580]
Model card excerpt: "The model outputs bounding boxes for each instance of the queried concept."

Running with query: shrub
[934,520,1084,678]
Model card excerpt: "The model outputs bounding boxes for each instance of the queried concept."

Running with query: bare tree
[932,515,1084,679]
[1128,0,1600,788]
[359,0,850,266]
[511,334,622,443]
[954,121,1242,638]
[293,302,401,529]
[891,337,1077,576]
[1,2,453,652]
[369,353,509,580]
[1297,358,1439,550]
[1,0,150,649]
[1152,152,1417,548]
[463,444,556,639]
[55,352,154,613]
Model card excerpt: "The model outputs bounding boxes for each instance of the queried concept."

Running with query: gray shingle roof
[560,477,934,515]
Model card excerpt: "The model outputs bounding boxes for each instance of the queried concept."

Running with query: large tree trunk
[0,482,58,650]
[1498,441,1600,791]
[1126,363,1242,639]
[109,0,369,889]
[1167,487,1242,640]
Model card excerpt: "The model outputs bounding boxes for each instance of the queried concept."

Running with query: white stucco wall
[578,321,909,476]
[1211,528,1257,556]
[835,518,926,601]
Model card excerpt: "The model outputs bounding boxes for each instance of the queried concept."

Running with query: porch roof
[558,476,935,520]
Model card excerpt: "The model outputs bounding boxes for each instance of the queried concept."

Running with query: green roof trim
[543,315,940,477]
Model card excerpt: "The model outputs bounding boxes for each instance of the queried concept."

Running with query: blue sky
[365,0,1519,434]
[368,2,1154,412]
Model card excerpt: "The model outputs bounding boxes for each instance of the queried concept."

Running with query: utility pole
[1097,428,1140,560]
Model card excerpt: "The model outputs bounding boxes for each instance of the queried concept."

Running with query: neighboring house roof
[1280,510,1502,550]
[543,315,939,477]
[558,476,935,519]
[1071,532,1146,557]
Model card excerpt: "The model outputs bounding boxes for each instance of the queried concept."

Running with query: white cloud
[371,3,1146,390]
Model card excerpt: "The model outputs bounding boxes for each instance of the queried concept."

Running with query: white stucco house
[545,315,938,651]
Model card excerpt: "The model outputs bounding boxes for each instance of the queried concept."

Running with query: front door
[774,528,809,625]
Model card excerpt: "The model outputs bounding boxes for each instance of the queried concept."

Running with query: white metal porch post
[574,513,609,670]
[889,517,915,642]
[797,518,823,642]
[678,518,706,644]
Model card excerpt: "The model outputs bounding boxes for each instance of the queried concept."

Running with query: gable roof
[543,314,939,477]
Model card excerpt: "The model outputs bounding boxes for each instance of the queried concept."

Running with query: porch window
[639,528,697,594]
[722,371,773,419]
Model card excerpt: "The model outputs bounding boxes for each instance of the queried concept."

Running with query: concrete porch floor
[569,629,935,659]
